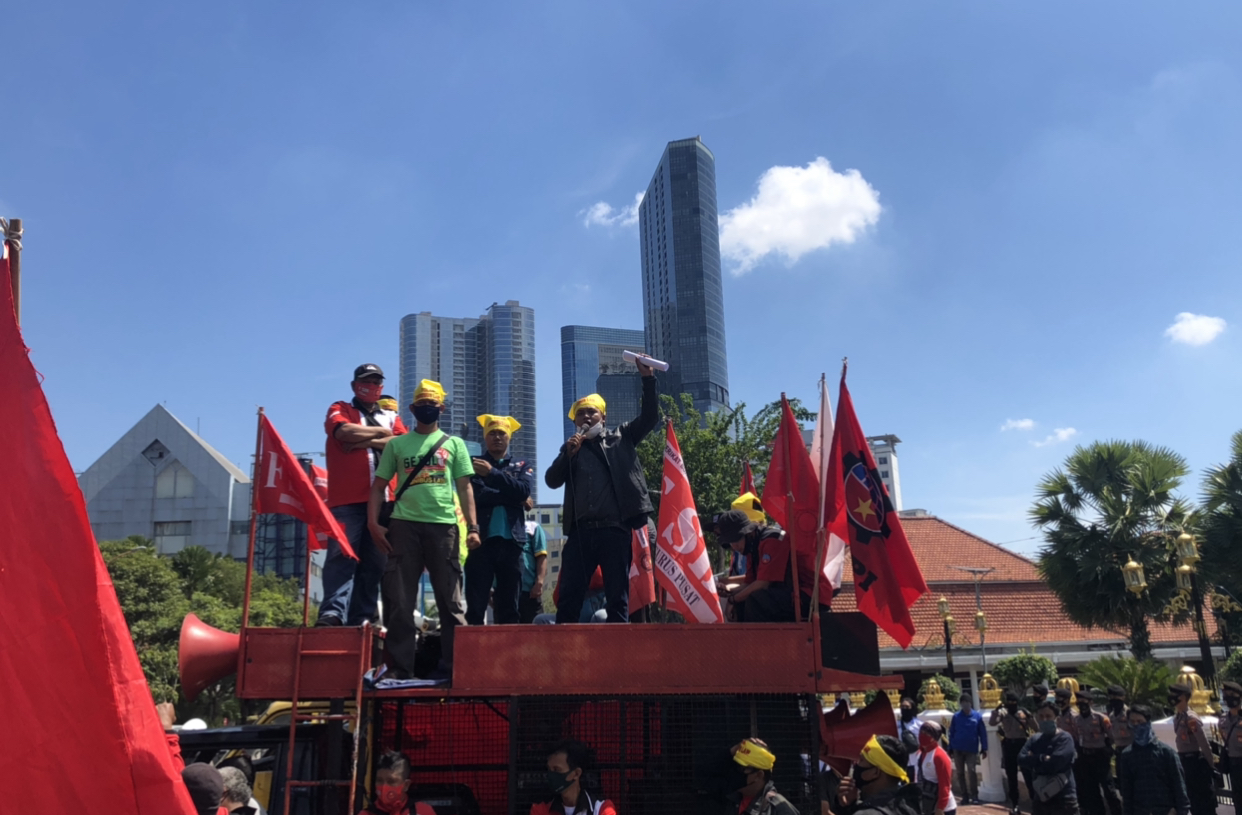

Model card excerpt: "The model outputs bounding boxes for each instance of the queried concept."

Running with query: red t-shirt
[324,401,406,507]
[754,531,790,583]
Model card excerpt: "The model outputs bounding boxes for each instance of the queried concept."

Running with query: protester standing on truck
[465,414,535,625]
[318,363,407,627]
[545,357,657,624]
[369,379,478,682]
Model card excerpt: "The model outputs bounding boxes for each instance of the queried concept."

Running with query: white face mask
[579,422,604,439]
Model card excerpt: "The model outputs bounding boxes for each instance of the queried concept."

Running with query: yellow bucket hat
[413,379,447,403]
[733,739,776,771]
[731,492,766,525]
[477,414,521,435]
[377,395,399,412]
[568,394,606,421]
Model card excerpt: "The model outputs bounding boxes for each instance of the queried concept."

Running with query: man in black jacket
[466,414,536,625]
[545,358,657,623]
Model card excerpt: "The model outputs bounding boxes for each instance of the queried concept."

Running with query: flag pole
[2,218,21,325]
[810,375,828,614]
[780,394,803,624]
[241,407,264,631]
[299,457,314,626]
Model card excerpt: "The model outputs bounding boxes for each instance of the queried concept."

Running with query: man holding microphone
[545,357,659,623]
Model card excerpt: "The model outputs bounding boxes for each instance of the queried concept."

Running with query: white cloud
[1164,312,1226,346]
[581,191,644,228]
[718,157,881,274]
[1001,418,1035,432]
[1033,428,1078,447]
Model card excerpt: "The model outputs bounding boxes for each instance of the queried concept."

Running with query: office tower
[399,301,537,496]
[638,136,730,416]
[560,325,647,439]
[867,434,903,511]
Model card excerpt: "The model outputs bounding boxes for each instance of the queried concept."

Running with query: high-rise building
[399,301,537,494]
[639,136,730,416]
[560,325,647,439]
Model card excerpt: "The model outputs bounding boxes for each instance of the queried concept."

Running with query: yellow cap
[733,739,776,771]
[860,735,909,783]
[568,394,606,421]
[377,395,399,412]
[413,379,447,403]
[731,492,766,524]
[477,414,521,435]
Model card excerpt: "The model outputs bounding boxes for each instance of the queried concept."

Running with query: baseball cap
[353,363,384,380]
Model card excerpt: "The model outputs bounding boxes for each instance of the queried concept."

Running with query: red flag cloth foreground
[628,525,657,614]
[739,460,756,497]
[654,423,725,623]
[255,414,353,558]
[310,464,330,546]
[762,397,834,604]
[0,256,197,813]
[825,375,928,647]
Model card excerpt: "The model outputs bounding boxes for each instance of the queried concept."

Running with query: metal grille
[376,694,818,815]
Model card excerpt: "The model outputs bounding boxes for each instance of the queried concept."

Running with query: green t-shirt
[375,431,472,525]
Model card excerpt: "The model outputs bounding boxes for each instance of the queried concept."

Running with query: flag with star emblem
[824,372,927,647]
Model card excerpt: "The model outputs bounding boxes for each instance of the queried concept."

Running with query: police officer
[1170,683,1217,815]
[1075,689,1121,815]
[1219,681,1242,808]
[1104,686,1132,799]
[989,691,1033,815]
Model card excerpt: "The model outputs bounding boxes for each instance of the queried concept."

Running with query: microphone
[622,350,670,371]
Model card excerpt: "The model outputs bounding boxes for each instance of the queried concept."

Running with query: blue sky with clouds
[5,2,1241,554]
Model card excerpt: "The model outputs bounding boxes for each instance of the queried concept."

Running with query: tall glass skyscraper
[560,325,647,440]
[399,301,537,496]
[639,136,730,416]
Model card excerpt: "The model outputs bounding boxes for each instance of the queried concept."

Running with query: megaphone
[819,695,899,776]
[178,613,240,701]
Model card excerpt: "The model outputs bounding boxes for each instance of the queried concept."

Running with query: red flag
[311,463,329,501]
[0,254,197,813]
[654,423,725,623]
[739,460,756,497]
[825,373,928,647]
[762,397,834,605]
[628,525,657,614]
[256,414,354,559]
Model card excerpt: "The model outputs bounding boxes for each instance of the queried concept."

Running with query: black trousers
[1230,764,1242,810]
[1077,749,1121,815]
[556,525,632,623]
[518,591,543,624]
[1180,753,1217,815]
[464,537,522,625]
[736,585,796,622]
[1002,738,1024,807]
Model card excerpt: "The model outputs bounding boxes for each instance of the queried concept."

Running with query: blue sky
[5,2,1241,555]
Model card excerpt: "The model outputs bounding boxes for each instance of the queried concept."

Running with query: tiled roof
[840,515,1039,585]
[831,515,1215,651]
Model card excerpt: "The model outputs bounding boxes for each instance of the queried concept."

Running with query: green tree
[1220,650,1242,685]
[1077,656,1177,709]
[1030,440,1192,661]
[100,539,307,725]
[991,652,1058,697]
[1200,431,1242,612]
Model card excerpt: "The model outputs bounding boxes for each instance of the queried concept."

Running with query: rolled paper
[622,350,670,371]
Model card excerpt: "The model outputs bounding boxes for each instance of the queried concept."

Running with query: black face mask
[1108,699,1125,713]
[852,764,879,787]
[1078,706,1092,717]
[546,770,574,794]
[1226,695,1242,710]
[1168,695,1184,708]
[1006,703,1018,713]
[413,404,442,425]
[901,708,916,722]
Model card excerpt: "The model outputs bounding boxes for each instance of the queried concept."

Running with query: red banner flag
[654,423,725,623]
[311,463,329,501]
[629,525,657,615]
[740,460,756,497]
[0,254,197,813]
[825,373,928,647]
[762,397,834,605]
[255,414,354,559]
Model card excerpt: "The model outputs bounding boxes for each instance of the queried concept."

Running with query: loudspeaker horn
[178,613,240,701]
[819,695,899,776]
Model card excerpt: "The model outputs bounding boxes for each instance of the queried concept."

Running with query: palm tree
[1078,656,1177,709]
[1030,440,1191,661]
[1201,431,1242,594]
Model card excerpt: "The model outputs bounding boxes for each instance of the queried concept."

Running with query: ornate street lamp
[938,596,956,678]
[1122,558,1147,595]
[1176,533,1201,566]
[975,609,989,674]
[1173,533,1215,688]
